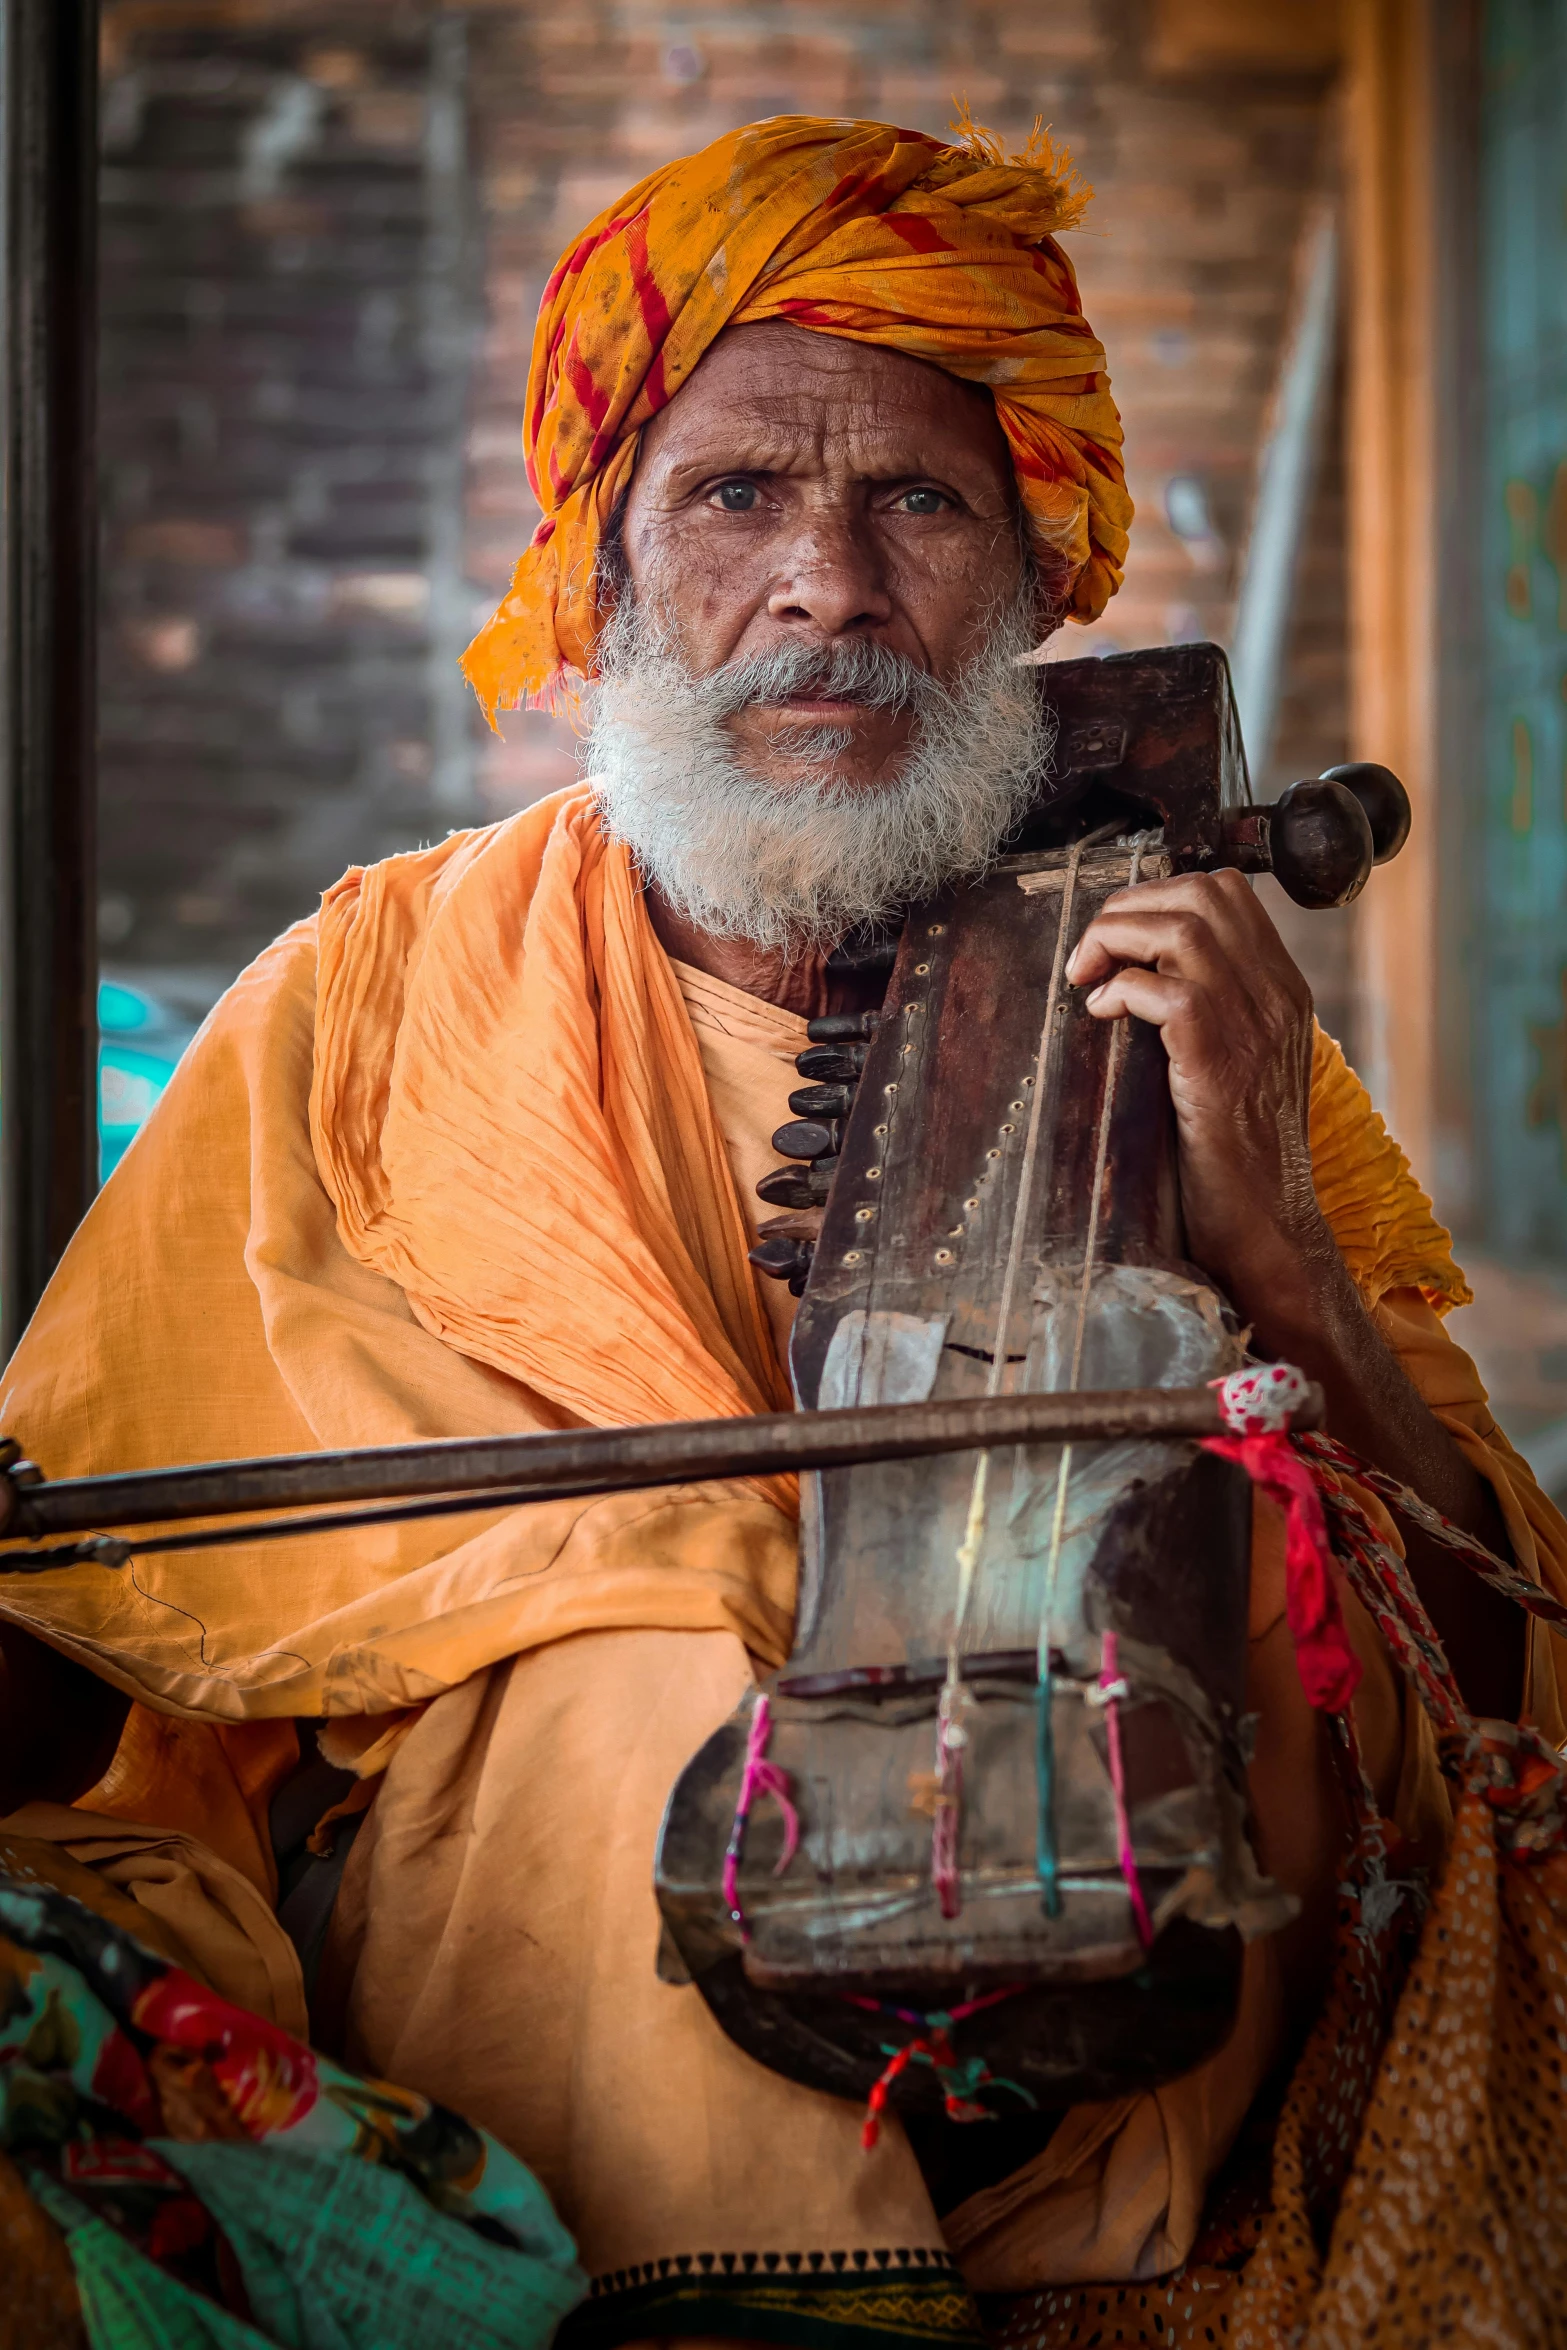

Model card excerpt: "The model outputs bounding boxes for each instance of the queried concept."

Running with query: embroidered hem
[560,2248,983,2350]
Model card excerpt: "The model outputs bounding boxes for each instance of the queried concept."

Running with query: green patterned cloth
[1,1873,585,2350]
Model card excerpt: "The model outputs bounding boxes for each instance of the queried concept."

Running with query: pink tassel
[721,1695,800,1943]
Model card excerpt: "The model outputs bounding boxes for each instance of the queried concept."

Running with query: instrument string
[1035,832,1152,1914]
[933,822,1115,1921]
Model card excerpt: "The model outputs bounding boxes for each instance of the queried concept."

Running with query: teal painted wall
[1480,0,1567,1253]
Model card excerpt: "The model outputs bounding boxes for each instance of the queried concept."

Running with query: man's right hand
[0,1435,49,1538]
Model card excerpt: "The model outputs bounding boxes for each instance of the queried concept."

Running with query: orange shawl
[310,788,786,1432]
[0,789,1520,1735]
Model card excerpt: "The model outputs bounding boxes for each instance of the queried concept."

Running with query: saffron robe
[1,791,1562,2316]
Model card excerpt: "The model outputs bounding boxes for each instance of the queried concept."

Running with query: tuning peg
[795,1042,868,1084]
[6,1459,43,1488]
[789,1080,855,1120]
[805,1011,881,1043]
[749,1234,815,1290]
[1317,763,1411,865]
[771,1117,843,1162]
[757,1159,838,1210]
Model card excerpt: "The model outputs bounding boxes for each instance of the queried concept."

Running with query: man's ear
[586,488,637,683]
[1012,584,1068,669]
[1010,542,1071,666]
[595,487,633,601]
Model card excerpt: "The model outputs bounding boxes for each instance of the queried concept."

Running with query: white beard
[581,589,1057,955]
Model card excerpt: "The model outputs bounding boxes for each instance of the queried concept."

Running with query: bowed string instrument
[0,644,1408,2135]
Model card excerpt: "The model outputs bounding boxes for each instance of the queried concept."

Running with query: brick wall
[99,0,484,988]
[99,0,1353,1041]
[464,3,1348,799]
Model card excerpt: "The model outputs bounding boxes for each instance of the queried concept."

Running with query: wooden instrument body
[655,648,1295,2116]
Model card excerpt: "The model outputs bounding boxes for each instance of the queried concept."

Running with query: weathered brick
[99,0,1351,1041]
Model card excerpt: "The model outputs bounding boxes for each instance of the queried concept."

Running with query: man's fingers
[1094,868,1261,927]
[1080,965,1210,1038]
[1066,907,1236,991]
[1071,869,1279,974]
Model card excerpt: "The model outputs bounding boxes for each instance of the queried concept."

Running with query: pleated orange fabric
[0,790,801,1726]
[460,115,1132,714]
[311,787,789,1435]
[1,788,1549,1749]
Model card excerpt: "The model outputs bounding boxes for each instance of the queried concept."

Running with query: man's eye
[897,488,948,515]
[712,481,760,512]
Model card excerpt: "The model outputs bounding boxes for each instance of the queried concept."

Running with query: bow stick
[0,1382,1324,1571]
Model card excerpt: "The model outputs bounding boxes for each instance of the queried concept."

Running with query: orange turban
[461,114,1132,720]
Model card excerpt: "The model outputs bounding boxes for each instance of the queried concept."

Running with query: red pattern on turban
[462,115,1132,719]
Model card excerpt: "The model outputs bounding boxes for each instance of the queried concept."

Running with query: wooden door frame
[1344,0,1484,1221]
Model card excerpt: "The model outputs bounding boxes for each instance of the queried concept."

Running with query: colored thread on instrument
[1036,1423,1075,1915]
[1034,835,1151,1917]
[930,1683,966,1919]
[1202,1366,1361,1714]
[1300,1423,1563,1628]
[721,1695,800,1943]
[1033,1679,1061,1915]
[1094,1630,1154,1950]
[849,1985,1034,2150]
[861,2036,922,2150]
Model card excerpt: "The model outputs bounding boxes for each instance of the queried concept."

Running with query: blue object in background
[98,978,197,1181]
[1479,3,1567,1251]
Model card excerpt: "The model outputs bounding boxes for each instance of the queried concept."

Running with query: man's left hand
[1065,867,1327,1329]
[1066,867,1525,1722]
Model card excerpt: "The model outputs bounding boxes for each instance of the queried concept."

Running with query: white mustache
[695,635,950,723]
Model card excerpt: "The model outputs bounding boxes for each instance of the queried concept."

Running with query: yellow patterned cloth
[460,115,1132,715]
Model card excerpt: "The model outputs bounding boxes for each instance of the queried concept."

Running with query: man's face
[620,322,1030,793]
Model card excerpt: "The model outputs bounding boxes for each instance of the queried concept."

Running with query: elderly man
[2,115,1563,2350]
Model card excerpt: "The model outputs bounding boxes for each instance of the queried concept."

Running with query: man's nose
[765,511,894,636]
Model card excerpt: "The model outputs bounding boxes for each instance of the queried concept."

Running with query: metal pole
[0,0,99,1358]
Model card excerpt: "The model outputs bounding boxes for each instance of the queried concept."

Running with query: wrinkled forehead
[635,319,1016,499]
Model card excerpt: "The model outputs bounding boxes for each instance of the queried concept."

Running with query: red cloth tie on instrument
[1202,1364,1362,1715]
